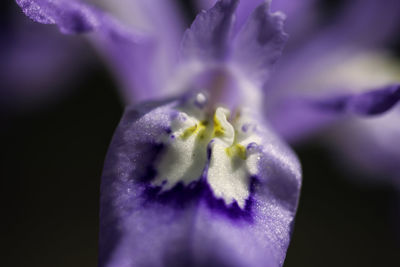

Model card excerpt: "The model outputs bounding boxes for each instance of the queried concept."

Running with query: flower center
[153,92,262,209]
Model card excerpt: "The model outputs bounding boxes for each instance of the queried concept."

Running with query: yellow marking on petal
[181,121,209,140]
[213,113,225,137]
[197,120,209,140]
[181,124,198,139]
[225,144,246,160]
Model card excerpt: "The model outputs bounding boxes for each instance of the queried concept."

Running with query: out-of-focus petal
[266,50,400,140]
[0,8,92,111]
[326,0,400,47]
[100,93,301,267]
[231,0,263,34]
[326,107,400,184]
[232,2,288,87]
[181,0,238,62]
[310,84,400,116]
[196,0,317,40]
[266,99,339,143]
[269,0,315,20]
[268,84,400,142]
[266,43,400,185]
[195,0,266,34]
[91,0,185,103]
[195,0,216,11]
[16,0,137,38]
[285,0,400,54]
[196,0,317,43]
[15,0,181,103]
[91,31,160,103]
[270,0,317,47]
[268,0,400,101]
[178,1,288,109]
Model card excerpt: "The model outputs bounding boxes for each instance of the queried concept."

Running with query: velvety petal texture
[100,94,301,267]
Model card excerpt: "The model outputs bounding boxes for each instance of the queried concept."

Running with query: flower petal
[15,0,181,103]
[304,85,400,184]
[16,0,136,37]
[311,84,400,116]
[100,95,301,267]
[91,0,185,103]
[268,84,400,142]
[266,49,400,141]
[195,0,266,33]
[270,0,318,45]
[267,0,400,100]
[232,2,288,87]
[181,0,239,62]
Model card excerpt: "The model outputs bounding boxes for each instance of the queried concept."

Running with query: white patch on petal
[213,107,234,144]
[154,93,263,209]
[207,108,263,208]
[153,99,210,190]
[207,139,250,208]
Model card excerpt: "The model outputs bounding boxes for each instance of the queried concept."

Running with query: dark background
[1,1,399,266]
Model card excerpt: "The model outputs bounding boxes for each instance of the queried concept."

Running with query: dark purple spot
[138,143,164,182]
[349,84,400,115]
[61,10,95,33]
[246,142,258,151]
[241,123,250,132]
[142,175,257,222]
[207,140,214,160]
[140,139,256,222]
[311,84,400,116]
[311,95,349,112]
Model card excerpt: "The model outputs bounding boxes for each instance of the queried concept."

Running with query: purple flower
[97,1,301,266]
[14,0,400,266]
[16,0,302,266]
